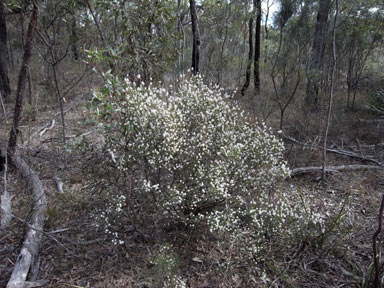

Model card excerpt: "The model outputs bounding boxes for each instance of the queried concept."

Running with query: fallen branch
[326,148,382,166]
[7,154,48,288]
[358,118,384,124]
[283,134,383,166]
[290,165,384,177]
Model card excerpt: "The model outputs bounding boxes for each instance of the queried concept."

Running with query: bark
[241,18,253,96]
[8,1,39,157]
[305,0,332,111]
[0,1,10,102]
[189,0,200,75]
[253,0,261,93]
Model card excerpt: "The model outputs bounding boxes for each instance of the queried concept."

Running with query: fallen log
[6,154,48,288]
[291,164,384,177]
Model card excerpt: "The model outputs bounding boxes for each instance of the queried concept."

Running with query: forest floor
[1,90,384,287]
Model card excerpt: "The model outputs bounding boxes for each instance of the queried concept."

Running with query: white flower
[90,75,306,253]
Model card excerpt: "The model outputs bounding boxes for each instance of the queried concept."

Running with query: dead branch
[53,176,64,194]
[283,134,383,166]
[6,154,47,288]
[38,119,55,137]
[358,118,384,124]
[290,165,384,177]
[326,148,382,166]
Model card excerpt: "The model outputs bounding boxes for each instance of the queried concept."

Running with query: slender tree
[241,0,261,96]
[253,0,261,93]
[322,0,338,179]
[189,0,200,75]
[8,1,39,157]
[0,1,10,102]
[241,17,253,96]
[70,12,79,60]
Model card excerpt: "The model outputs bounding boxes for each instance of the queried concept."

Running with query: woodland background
[1,0,384,287]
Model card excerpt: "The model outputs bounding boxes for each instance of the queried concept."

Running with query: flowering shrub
[91,73,315,251]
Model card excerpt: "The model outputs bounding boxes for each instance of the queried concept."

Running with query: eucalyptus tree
[241,13,253,95]
[270,0,305,129]
[241,0,261,95]
[190,0,246,85]
[305,0,333,112]
[337,0,384,109]
[8,0,39,156]
[322,0,338,179]
[189,0,200,75]
[253,0,261,93]
[85,0,178,83]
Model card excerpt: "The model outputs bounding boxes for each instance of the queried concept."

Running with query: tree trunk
[70,13,79,60]
[218,2,230,85]
[241,18,253,96]
[8,1,39,157]
[264,0,271,64]
[189,0,200,75]
[305,0,332,111]
[322,0,338,180]
[253,0,261,93]
[0,2,10,102]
